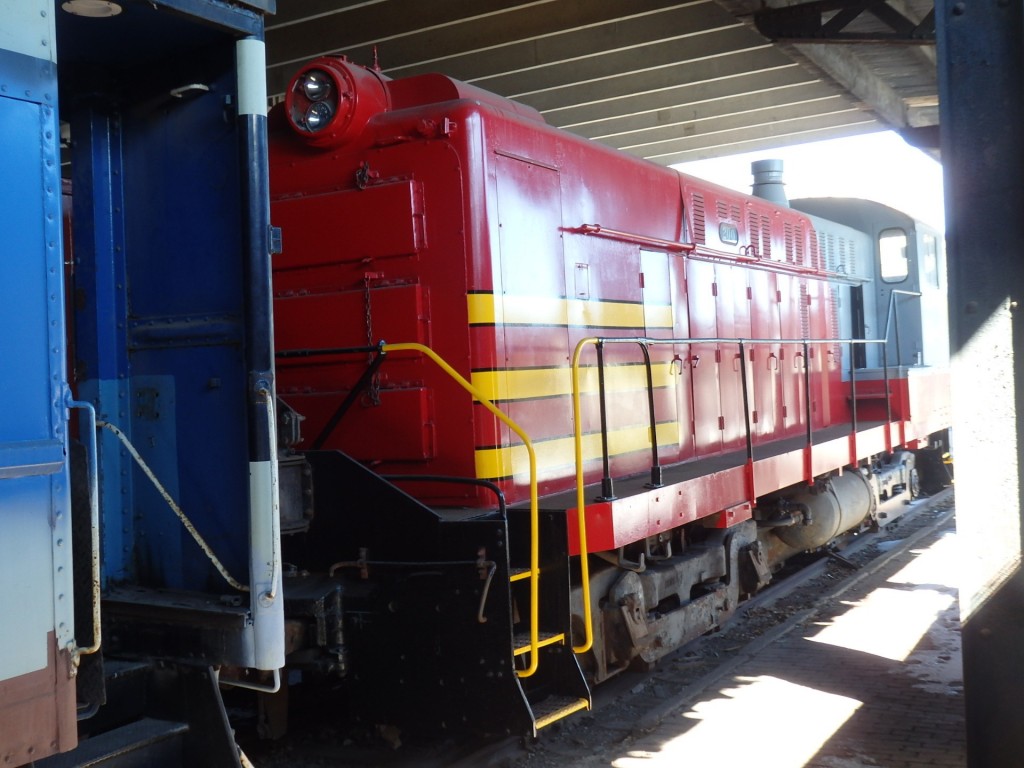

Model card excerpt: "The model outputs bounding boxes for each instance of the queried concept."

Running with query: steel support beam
[755,0,935,43]
[937,1,1024,765]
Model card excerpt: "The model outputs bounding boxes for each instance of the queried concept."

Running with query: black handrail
[595,341,616,500]
[311,343,387,449]
[802,340,813,450]
[277,344,381,358]
[883,289,922,367]
[738,340,753,465]
[382,474,507,519]
[637,342,664,488]
[285,333,902,498]
[849,341,858,433]
[583,335,893,493]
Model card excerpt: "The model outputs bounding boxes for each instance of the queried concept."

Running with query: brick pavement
[611,519,965,768]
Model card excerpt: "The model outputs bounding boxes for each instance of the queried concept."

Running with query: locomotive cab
[791,196,949,371]
[792,197,951,461]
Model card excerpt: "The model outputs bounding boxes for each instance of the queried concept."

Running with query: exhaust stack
[751,159,789,207]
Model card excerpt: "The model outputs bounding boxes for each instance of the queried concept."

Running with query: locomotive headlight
[283,57,390,148]
[301,70,333,102]
[287,67,341,136]
[304,101,334,131]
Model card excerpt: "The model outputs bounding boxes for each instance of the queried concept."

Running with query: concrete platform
[611,509,965,767]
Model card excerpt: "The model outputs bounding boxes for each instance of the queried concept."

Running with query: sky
[673,130,945,233]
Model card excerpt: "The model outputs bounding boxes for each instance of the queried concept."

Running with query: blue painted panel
[71,106,136,584]
[127,366,248,590]
[113,59,251,589]
[0,40,75,694]
[0,440,64,479]
[0,46,57,104]
[121,85,243,319]
[0,97,55,445]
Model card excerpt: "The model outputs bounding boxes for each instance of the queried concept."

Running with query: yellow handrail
[570,339,598,655]
[381,342,543,677]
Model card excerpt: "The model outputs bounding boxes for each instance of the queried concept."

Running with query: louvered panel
[748,210,761,255]
[830,285,842,360]
[692,193,706,245]
[800,283,810,337]
[761,215,771,258]
[809,228,821,270]
[824,233,836,271]
[830,286,841,338]
[784,221,795,262]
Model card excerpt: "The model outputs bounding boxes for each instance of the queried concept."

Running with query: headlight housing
[288,68,339,135]
[284,57,390,149]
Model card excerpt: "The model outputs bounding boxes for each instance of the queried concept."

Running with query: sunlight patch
[809,587,953,661]
[887,532,959,590]
[612,675,861,768]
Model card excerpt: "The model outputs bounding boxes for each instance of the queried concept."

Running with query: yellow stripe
[475,422,680,480]
[471,363,678,402]
[467,293,498,325]
[467,293,672,329]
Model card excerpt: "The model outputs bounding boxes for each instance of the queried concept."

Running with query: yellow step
[512,631,565,656]
[532,696,591,730]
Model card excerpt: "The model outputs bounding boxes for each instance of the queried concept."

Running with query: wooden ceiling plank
[638,114,882,163]
[575,80,845,141]
[550,66,817,130]
[610,94,857,150]
[514,43,791,112]
[382,1,726,79]
[266,0,690,77]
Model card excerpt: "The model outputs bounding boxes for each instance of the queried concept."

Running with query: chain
[363,276,381,406]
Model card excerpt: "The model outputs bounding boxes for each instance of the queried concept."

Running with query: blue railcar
[0,2,280,765]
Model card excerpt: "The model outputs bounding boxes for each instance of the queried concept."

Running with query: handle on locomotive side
[65,393,102,662]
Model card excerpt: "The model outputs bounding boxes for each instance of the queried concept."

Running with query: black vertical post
[638,342,663,488]
[802,340,812,449]
[881,343,892,428]
[738,341,753,465]
[238,48,275,471]
[938,2,1024,765]
[848,341,858,434]
[893,296,903,368]
[596,341,615,500]
[236,35,283,672]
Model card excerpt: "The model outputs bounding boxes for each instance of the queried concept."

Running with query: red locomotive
[268,56,951,736]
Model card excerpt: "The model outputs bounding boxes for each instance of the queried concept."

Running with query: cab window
[879,228,909,282]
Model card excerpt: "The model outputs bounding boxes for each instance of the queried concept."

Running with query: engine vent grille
[692,193,706,245]
[800,283,810,337]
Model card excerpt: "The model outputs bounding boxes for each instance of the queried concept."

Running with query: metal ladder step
[531,695,591,731]
[512,630,565,656]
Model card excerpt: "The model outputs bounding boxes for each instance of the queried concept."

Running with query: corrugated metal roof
[265,0,937,164]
